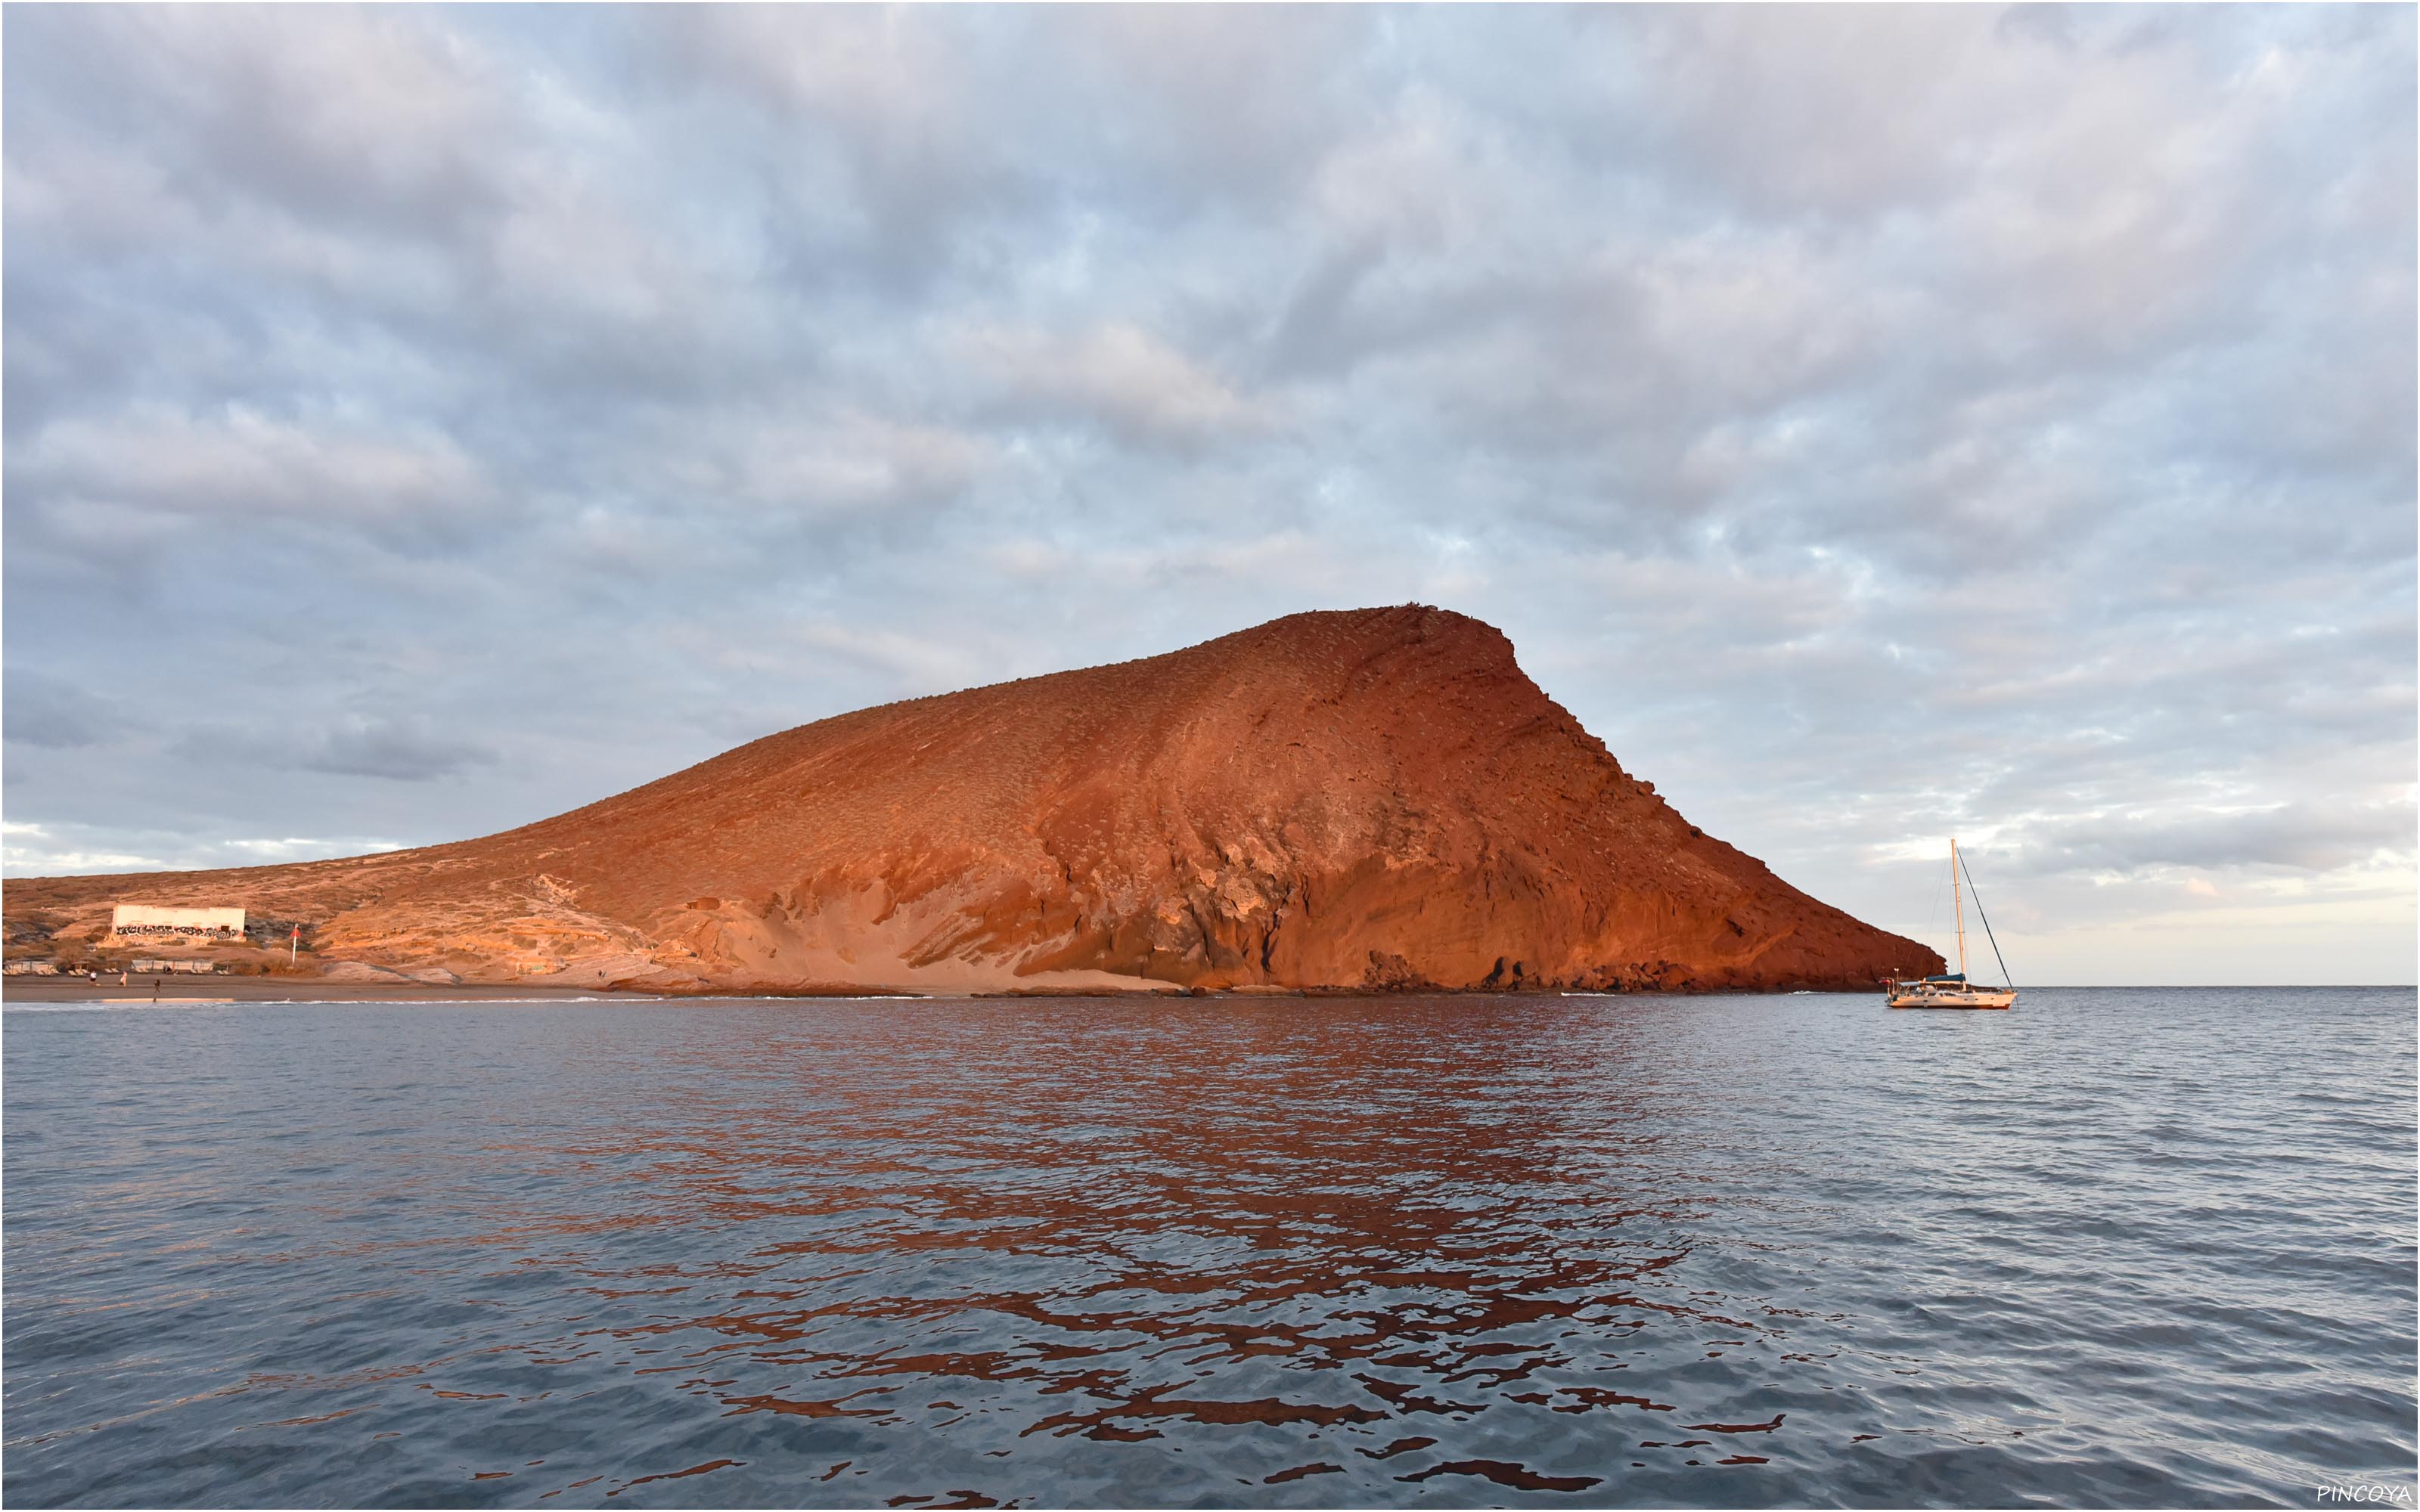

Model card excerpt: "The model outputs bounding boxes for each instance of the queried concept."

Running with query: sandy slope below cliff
[7,606,1941,993]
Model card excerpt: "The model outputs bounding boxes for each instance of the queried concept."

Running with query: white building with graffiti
[108,906,245,943]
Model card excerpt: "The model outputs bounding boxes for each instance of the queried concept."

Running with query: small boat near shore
[1887,838,2017,1010]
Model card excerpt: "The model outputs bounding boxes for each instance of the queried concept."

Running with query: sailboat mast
[1952,838,1969,978]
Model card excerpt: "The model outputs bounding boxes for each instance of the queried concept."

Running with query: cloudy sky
[5,5,2412,984]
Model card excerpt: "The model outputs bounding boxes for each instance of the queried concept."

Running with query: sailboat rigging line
[1957,846,2015,990]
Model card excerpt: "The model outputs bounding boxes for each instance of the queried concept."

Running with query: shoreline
[2,978,1890,1005]
[5,981,2392,1005]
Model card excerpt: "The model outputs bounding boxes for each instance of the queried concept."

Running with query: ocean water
[3,988,2412,1509]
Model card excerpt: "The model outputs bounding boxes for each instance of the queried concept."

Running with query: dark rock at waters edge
[5,606,1942,994]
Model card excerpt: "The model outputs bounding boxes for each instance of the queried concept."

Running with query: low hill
[5,606,1941,993]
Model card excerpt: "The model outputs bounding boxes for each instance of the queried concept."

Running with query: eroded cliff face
[5,606,1942,992]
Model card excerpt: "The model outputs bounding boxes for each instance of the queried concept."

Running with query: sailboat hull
[1886,987,2016,1010]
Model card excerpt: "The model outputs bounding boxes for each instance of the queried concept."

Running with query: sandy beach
[1,978,673,1004]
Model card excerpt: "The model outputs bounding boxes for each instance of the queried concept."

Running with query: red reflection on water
[425,999,1773,1491]
[1396,1458,1605,1492]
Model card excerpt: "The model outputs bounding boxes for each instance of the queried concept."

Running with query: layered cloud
[5,5,2412,983]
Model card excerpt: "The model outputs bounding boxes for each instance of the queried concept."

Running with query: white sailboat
[1885,838,2017,1010]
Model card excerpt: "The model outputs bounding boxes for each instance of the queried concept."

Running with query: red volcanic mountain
[5,607,1941,993]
